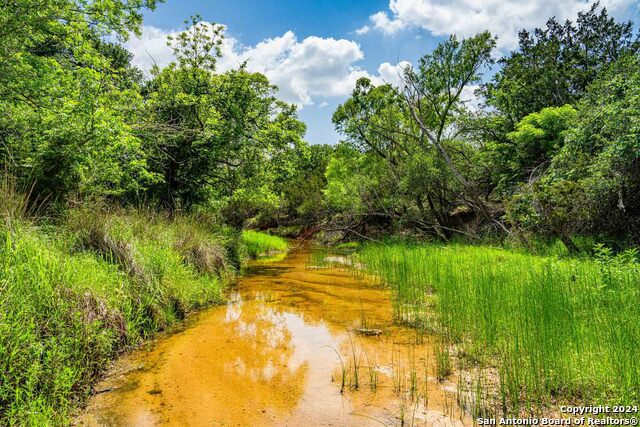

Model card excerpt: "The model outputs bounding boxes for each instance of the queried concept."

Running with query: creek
[77,247,469,426]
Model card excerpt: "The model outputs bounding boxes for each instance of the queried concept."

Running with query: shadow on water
[242,263,292,277]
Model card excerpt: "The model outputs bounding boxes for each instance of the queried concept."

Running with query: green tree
[483,105,577,193]
[402,31,497,223]
[485,3,637,124]
[506,53,640,245]
[333,77,473,238]
[141,18,306,218]
[0,0,161,200]
[271,142,333,226]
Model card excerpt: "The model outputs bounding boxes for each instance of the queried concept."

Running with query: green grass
[356,242,640,415]
[241,230,289,259]
[0,198,292,425]
[0,203,246,425]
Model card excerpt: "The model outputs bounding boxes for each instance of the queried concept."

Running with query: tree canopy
[1,1,639,246]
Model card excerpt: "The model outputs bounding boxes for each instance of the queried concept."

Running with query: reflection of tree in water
[222,295,310,397]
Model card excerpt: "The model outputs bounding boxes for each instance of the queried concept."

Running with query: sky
[127,0,640,145]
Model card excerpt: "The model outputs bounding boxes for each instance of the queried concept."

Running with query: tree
[484,3,638,124]
[483,105,577,192]
[0,0,161,201]
[506,53,640,245]
[271,142,333,226]
[141,18,306,217]
[402,32,497,223]
[333,77,479,238]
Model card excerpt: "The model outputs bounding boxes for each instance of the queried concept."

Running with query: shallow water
[77,247,470,426]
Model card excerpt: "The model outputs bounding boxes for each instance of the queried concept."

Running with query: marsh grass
[308,247,330,268]
[347,332,361,390]
[434,341,452,382]
[357,242,640,414]
[241,230,289,259]
[327,346,347,394]
[362,346,378,392]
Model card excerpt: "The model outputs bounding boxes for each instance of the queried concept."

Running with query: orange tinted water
[77,247,471,426]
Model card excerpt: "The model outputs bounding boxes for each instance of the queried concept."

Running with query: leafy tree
[483,105,577,193]
[402,31,497,223]
[0,0,161,200]
[507,53,640,245]
[272,142,333,225]
[485,3,638,123]
[141,18,306,218]
[324,144,400,236]
[333,77,474,238]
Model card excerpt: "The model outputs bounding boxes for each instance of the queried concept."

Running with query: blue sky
[129,0,640,145]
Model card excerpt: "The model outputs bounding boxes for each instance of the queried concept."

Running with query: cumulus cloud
[124,25,175,70]
[125,24,408,108]
[363,0,637,48]
[234,32,370,106]
[370,11,408,35]
[374,61,412,87]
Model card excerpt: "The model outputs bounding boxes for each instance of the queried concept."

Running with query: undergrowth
[241,230,289,258]
[0,193,287,425]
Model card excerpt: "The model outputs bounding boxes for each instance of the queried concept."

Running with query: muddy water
[77,247,470,426]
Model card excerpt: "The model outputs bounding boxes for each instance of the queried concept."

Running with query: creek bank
[0,207,288,425]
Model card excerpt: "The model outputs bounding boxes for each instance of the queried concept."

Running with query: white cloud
[124,25,175,70]
[364,0,636,48]
[370,11,407,35]
[355,25,371,35]
[126,24,406,108]
[374,61,412,87]
[235,33,370,106]
[460,84,482,112]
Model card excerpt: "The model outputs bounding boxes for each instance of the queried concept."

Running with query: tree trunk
[560,234,579,254]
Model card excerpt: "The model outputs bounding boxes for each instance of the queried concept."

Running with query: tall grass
[357,242,640,414]
[241,230,288,258]
[0,199,258,425]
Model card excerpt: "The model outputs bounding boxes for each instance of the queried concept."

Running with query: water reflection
[77,249,469,426]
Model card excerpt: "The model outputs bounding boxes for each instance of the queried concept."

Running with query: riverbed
[77,247,469,426]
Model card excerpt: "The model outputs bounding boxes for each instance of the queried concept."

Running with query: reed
[357,241,640,413]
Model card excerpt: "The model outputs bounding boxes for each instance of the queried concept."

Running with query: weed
[435,342,451,381]
[347,331,360,390]
[362,345,378,392]
[327,346,347,394]
[0,203,257,424]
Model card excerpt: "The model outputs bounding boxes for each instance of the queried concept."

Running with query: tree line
[0,2,322,226]
[1,1,639,249]
[329,3,640,249]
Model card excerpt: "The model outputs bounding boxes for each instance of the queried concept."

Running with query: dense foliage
[0,4,316,223]
[328,4,640,249]
[3,1,637,248]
